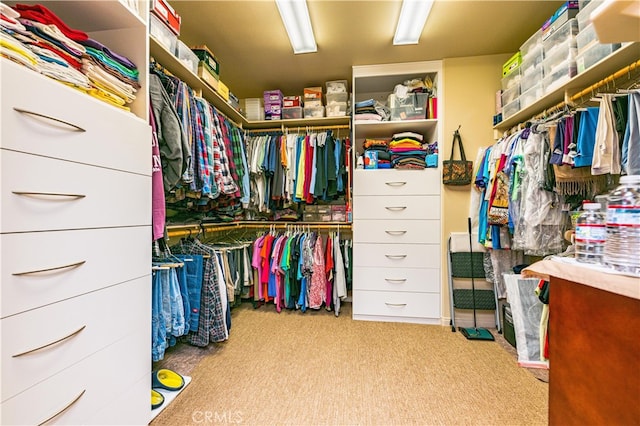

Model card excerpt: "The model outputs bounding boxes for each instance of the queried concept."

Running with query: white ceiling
[172,0,567,99]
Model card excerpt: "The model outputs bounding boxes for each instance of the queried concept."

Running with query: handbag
[442,129,473,185]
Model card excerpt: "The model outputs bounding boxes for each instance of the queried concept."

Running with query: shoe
[152,369,185,391]
[151,389,165,409]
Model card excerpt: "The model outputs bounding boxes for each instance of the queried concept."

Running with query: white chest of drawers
[352,168,442,324]
[1,56,151,424]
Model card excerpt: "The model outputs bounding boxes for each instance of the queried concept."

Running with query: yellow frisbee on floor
[151,389,164,409]
[152,369,185,391]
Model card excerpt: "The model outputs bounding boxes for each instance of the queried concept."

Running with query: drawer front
[353,219,440,244]
[1,276,151,401]
[1,329,149,426]
[353,267,440,293]
[1,150,151,232]
[353,195,440,220]
[1,226,151,318]
[352,290,441,319]
[88,374,150,426]
[353,243,441,269]
[353,169,440,196]
[1,60,150,175]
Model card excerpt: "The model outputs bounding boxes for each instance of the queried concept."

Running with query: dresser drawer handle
[385,278,407,283]
[385,254,407,259]
[12,325,86,358]
[385,302,407,307]
[14,107,86,132]
[12,260,86,276]
[385,230,407,236]
[385,181,407,187]
[385,206,407,211]
[37,389,86,426]
[12,191,86,200]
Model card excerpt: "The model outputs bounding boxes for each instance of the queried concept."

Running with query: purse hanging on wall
[442,127,473,185]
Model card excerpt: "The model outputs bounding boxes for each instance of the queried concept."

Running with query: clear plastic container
[575,202,606,264]
[577,0,604,31]
[604,175,640,274]
[520,83,543,109]
[543,18,578,57]
[520,30,543,61]
[576,23,600,54]
[521,48,544,75]
[520,67,544,93]
[542,60,577,94]
[502,98,520,118]
[501,84,520,106]
[543,46,578,76]
[575,41,621,73]
[501,68,521,91]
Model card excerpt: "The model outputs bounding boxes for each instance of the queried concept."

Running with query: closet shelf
[494,41,640,131]
[150,37,246,127]
[353,118,438,140]
[150,37,352,132]
[243,116,350,130]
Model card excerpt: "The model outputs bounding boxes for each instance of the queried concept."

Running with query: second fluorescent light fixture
[276,0,317,54]
[393,0,434,45]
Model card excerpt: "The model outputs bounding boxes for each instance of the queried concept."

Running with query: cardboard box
[542,0,579,33]
[197,63,218,91]
[264,90,283,102]
[283,96,302,107]
[191,45,219,76]
[304,86,323,99]
[304,99,322,108]
[151,0,181,35]
[217,80,229,101]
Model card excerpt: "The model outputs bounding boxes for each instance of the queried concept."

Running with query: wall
[440,53,511,327]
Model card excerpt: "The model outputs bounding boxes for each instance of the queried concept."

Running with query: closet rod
[166,221,352,238]
[535,59,640,121]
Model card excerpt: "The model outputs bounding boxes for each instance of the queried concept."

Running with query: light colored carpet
[152,302,548,426]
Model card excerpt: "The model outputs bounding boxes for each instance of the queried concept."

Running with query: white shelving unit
[351,61,444,325]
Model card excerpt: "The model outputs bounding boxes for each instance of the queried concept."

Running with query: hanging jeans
[152,271,167,362]
[176,254,204,331]
[167,267,186,340]
[175,262,191,335]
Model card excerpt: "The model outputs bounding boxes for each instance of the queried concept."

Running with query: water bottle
[604,175,640,274]
[575,202,606,264]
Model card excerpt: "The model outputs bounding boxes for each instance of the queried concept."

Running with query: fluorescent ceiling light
[393,0,434,45]
[275,0,317,54]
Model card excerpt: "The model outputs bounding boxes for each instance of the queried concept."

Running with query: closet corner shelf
[494,41,640,131]
[149,37,247,127]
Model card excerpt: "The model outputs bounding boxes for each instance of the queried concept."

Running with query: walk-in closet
[1,1,638,425]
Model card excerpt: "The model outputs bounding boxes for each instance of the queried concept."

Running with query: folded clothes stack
[0,3,140,111]
[389,131,428,169]
[354,98,390,122]
[363,138,391,169]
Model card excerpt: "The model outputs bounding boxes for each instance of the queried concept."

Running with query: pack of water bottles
[574,175,640,276]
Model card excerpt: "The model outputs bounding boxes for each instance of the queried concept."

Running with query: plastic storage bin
[502,98,520,119]
[501,68,522,91]
[282,107,302,119]
[175,40,198,74]
[520,29,543,62]
[326,92,349,105]
[390,93,429,121]
[520,67,544,93]
[325,80,348,94]
[576,42,621,73]
[520,83,544,109]
[543,18,578,57]
[543,46,577,76]
[149,13,177,54]
[543,60,577,94]
[501,84,520,106]
[304,106,324,118]
[325,102,348,117]
[576,0,604,31]
[520,48,544,75]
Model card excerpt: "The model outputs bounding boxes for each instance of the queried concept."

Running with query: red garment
[260,235,275,302]
[32,40,83,70]
[14,4,88,41]
[303,135,314,203]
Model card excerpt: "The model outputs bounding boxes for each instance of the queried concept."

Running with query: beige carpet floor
[152,302,548,426]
